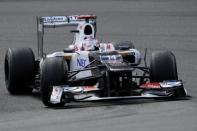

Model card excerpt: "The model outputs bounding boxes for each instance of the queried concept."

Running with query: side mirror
[63,48,74,53]
[70,30,79,33]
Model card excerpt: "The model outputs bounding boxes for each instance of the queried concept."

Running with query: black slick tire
[4,48,35,94]
[150,51,178,82]
[40,57,67,107]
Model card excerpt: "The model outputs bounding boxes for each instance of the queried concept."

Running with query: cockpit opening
[84,25,93,35]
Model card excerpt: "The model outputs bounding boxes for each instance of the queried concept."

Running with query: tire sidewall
[150,51,178,82]
[40,57,67,107]
[4,48,35,94]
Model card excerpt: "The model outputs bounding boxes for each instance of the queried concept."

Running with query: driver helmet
[82,37,99,51]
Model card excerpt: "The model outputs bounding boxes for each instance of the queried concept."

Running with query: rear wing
[37,15,97,58]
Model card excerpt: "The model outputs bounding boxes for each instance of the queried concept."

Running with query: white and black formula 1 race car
[4,15,188,107]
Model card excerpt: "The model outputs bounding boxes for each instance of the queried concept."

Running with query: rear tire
[40,57,68,107]
[4,48,35,94]
[150,51,178,82]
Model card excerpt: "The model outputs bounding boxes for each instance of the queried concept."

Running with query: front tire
[40,57,68,107]
[4,48,35,94]
[150,51,178,82]
[150,51,187,97]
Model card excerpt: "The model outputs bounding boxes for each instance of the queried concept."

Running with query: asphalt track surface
[0,0,197,131]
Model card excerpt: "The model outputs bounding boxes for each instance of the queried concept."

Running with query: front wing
[50,80,188,104]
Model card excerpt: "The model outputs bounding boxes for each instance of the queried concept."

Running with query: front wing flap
[50,80,188,104]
